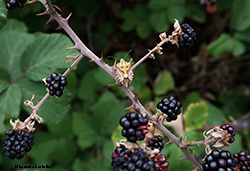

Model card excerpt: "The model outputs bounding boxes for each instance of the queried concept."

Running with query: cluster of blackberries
[153,153,169,171]
[178,23,197,48]
[6,0,27,10]
[157,96,182,122]
[146,135,164,152]
[233,151,250,170]
[3,129,34,159]
[200,0,217,14]
[202,150,237,171]
[111,146,155,171]
[45,73,67,97]
[220,123,236,143]
[120,112,149,142]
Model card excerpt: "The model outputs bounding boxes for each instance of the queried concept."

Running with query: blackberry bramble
[233,151,250,171]
[178,23,197,48]
[157,96,182,122]
[202,150,236,171]
[45,72,67,97]
[6,0,27,10]
[111,146,155,171]
[120,112,149,142]
[146,135,164,152]
[3,129,34,159]
[220,123,236,143]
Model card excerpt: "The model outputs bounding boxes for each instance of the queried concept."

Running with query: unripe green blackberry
[157,96,182,122]
[3,129,34,159]
[45,73,67,97]
[120,112,149,142]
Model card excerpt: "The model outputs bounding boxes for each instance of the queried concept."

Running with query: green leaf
[167,6,186,23]
[111,125,124,144]
[21,34,78,81]
[52,138,78,166]
[1,19,28,32]
[102,140,114,163]
[89,158,110,171]
[148,0,167,10]
[138,85,152,105]
[150,10,169,32]
[77,69,103,101]
[235,29,250,43]
[94,67,114,86]
[0,0,7,30]
[121,9,139,31]
[130,66,146,93]
[0,31,35,80]
[136,20,152,39]
[72,113,97,149]
[91,97,125,135]
[223,134,243,153]
[184,101,208,131]
[167,144,193,170]
[19,78,72,124]
[72,158,89,171]
[0,68,10,94]
[153,70,174,95]
[205,101,224,126]
[208,33,245,57]
[230,0,250,31]
[74,0,99,18]
[0,84,22,117]
[182,92,202,111]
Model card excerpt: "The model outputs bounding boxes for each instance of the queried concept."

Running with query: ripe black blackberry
[220,123,236,143]
[45,73,67,97]
[157,96,182,122]
[153,153,169,171]
[233,151,250,171]
[6,0,27,10]
[146,135,164,152]
[178,23,197,48]
[202,150,237,171]
[111,147,155,171]
[120,112,149,142]
[3,129,34,159]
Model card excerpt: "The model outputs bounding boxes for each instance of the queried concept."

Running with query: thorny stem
[22,0,203,170]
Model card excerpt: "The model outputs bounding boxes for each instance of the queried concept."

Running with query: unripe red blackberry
[157,96,182,122]
[45,73,67,97]
[146,135,164,152]
[220,123,236,143]
[202,150,236,171]
[120,112,149,142]
[152,153,169,171]
[233,151,250,171]
[3,129,34,159]
[178,23,197,48]
[111,147,155,171]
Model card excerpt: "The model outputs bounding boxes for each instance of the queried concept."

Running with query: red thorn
[55,26,62,30]
[125,104,137,110]
[53,5,62,12]
[109,83,120,87]
[89,60,94,62]
[101,52,104,61]
[45,17,54,25]
[27,0,39,4]
[66,46,77,50]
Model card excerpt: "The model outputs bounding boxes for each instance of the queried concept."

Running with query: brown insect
[113,58,134,87]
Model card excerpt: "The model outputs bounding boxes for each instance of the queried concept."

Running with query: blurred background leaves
[0,0,249,170]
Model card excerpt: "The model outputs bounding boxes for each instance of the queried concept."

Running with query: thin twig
[22,1,203,170]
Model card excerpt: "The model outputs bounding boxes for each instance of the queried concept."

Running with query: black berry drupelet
[3,129,34,159]
[153,153,169,171]
[157,96,182,122]
[202,150,237,171]
[6,0,27,10]
[233,151,250,171]
[45,73,67,97]
[111,147,155,171]
[146,135,164,152]
[120,112,149,142]
[220,123,236,143]
[178,23,197,48]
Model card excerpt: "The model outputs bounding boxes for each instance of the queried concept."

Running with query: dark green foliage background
[0,0,250,170]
